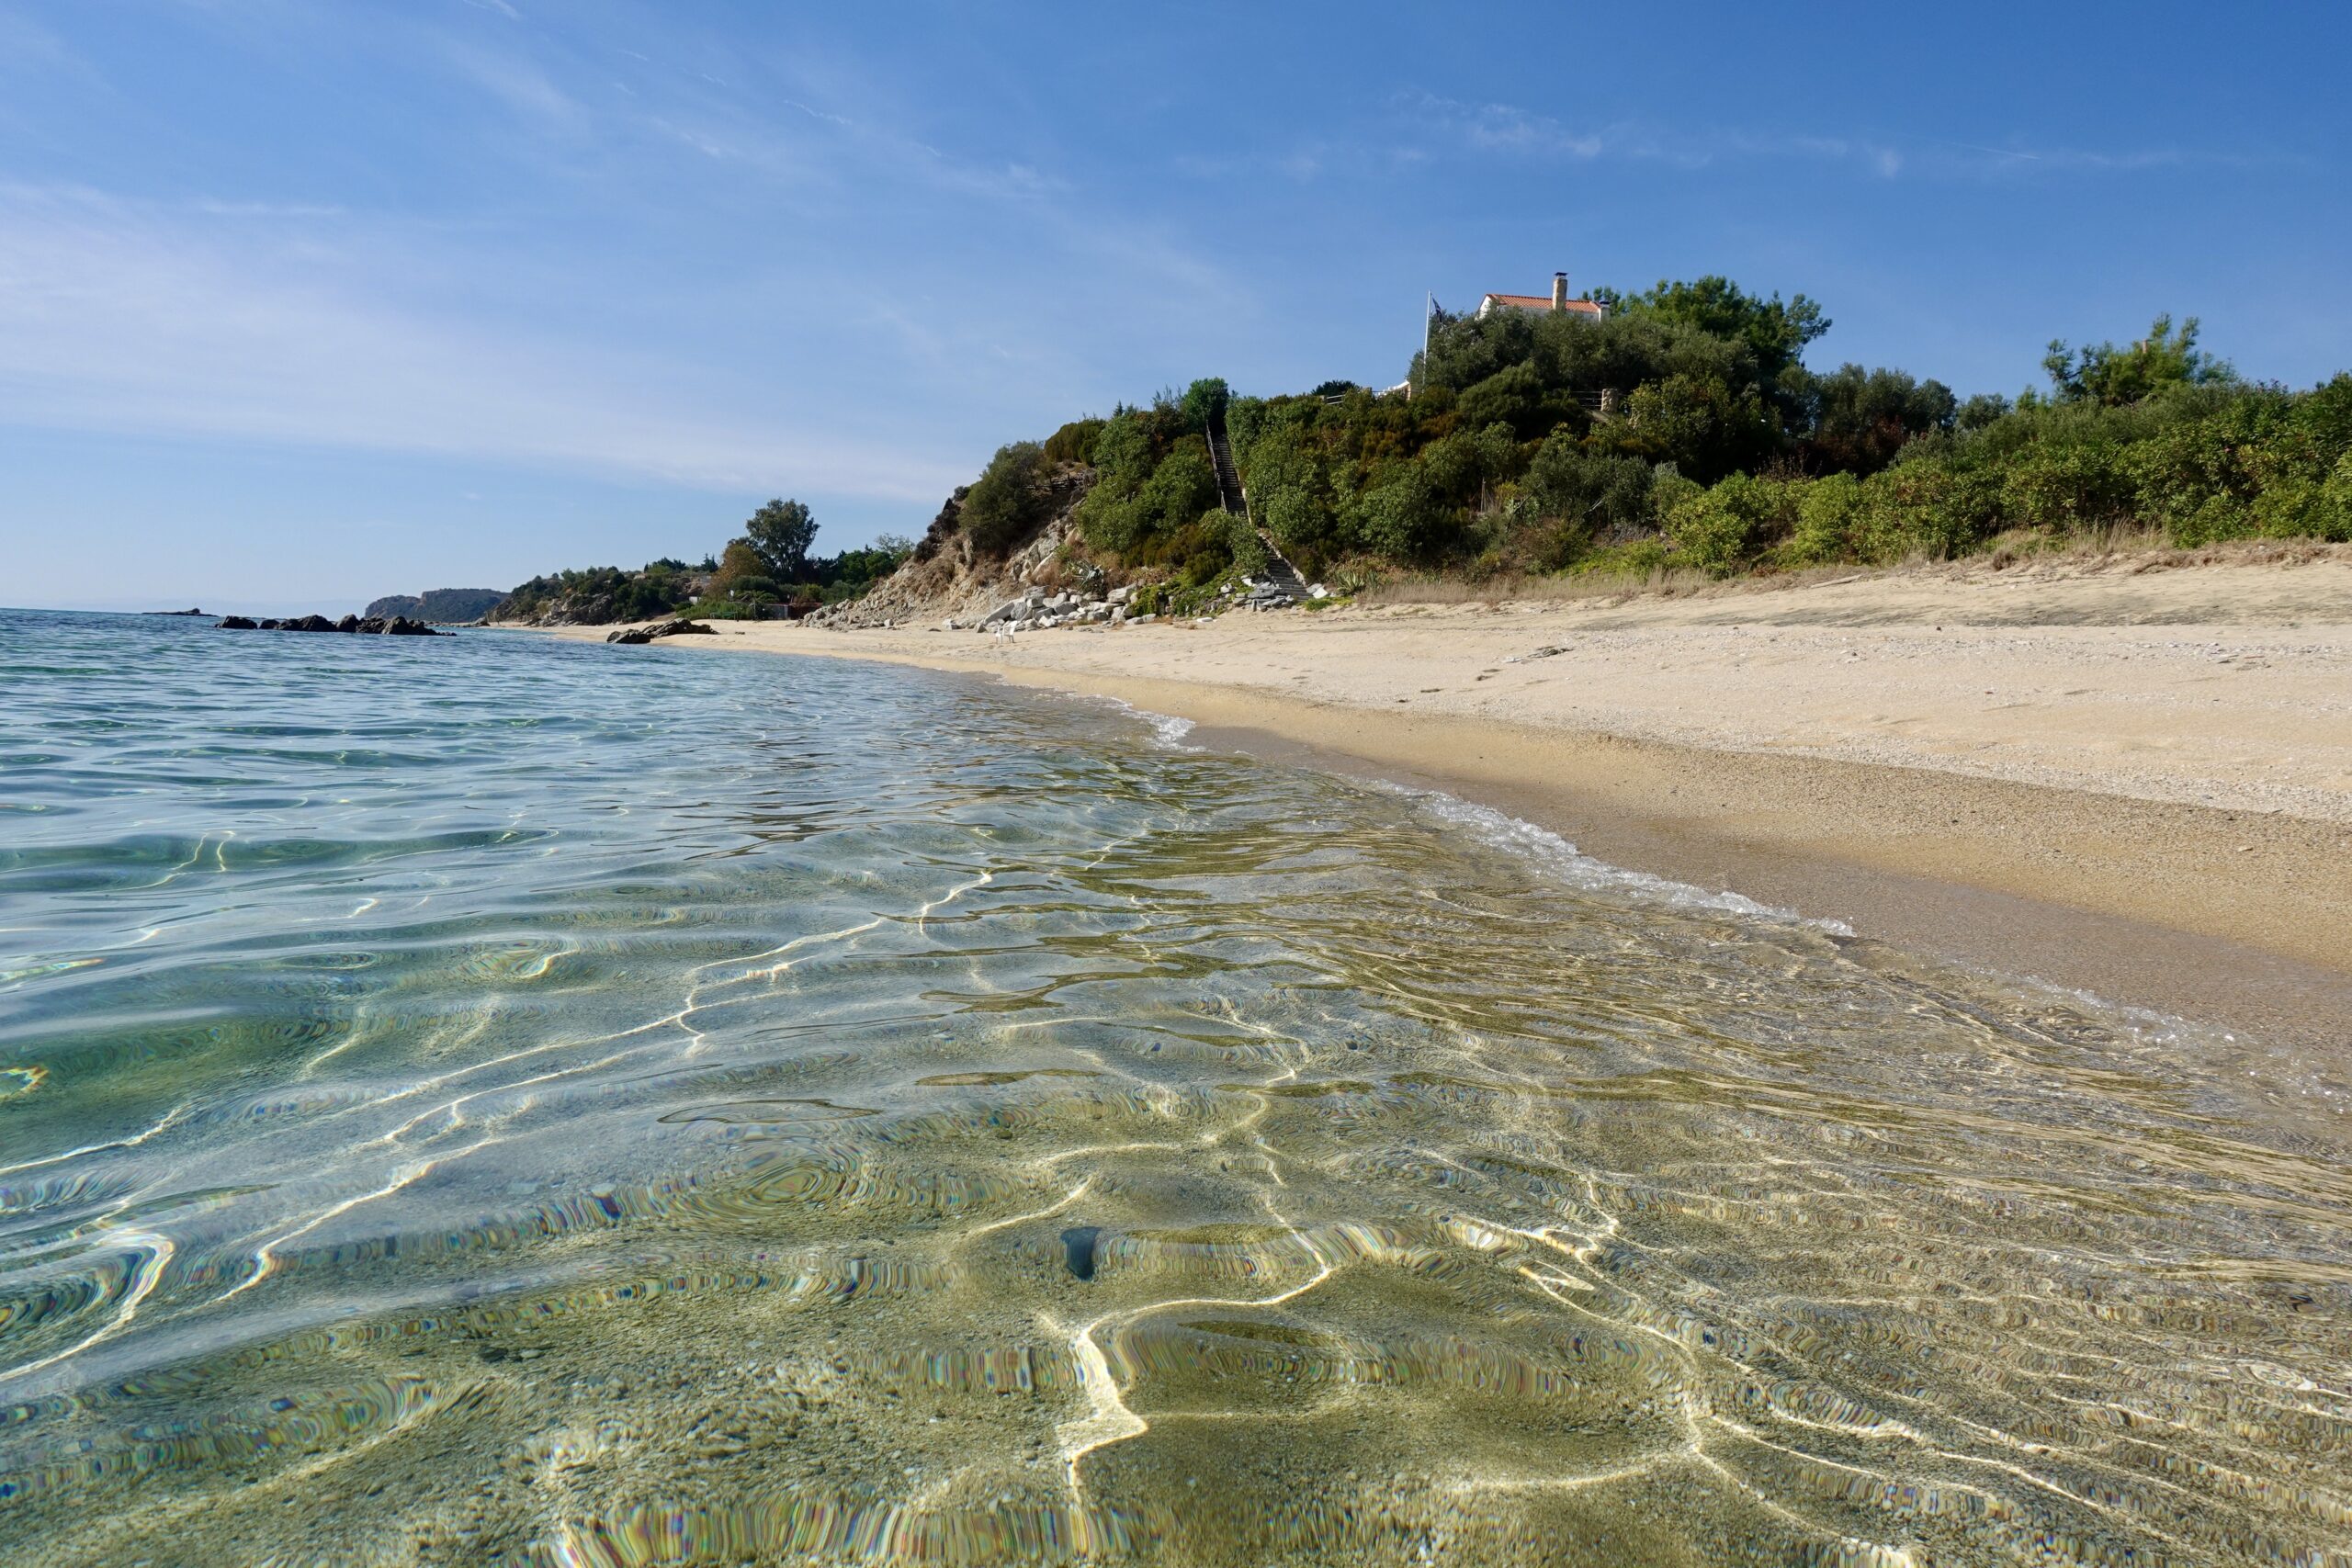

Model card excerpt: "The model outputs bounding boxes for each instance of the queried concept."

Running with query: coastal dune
[572,547,2352,1044]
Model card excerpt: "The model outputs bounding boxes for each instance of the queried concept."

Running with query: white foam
[1080,689,1844,929]
[1373,777,1856,935]
[1079,694,1199,751]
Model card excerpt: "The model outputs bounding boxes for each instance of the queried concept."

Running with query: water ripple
[0,609,2346,1565]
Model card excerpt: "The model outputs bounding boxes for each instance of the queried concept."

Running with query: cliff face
[807,468,1094,630]
[364,588,510,624]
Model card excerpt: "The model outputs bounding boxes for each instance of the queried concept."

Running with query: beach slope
[570,549,2352,1041]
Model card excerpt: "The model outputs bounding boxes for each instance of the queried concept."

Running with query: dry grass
[1362,561,1861,609]
[1357,534,2352,610]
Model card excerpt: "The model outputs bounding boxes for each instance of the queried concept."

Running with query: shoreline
[553,555,2352,1050]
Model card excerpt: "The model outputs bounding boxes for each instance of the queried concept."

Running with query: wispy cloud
[0,184,962,501]
[440,41,581,130]
[1394,91,2276,181]
[0,6,75,71]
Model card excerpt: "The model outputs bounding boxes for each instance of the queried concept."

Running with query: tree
[744,498,819,581]
[708,538,769,597]
[1179,377,1229,433]
[1613,276,1829,382]
[2041,315,2236,407]
[1799,364,1957,474]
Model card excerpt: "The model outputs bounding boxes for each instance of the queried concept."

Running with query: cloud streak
[0,184,963,502]
[1393,91,2278,181]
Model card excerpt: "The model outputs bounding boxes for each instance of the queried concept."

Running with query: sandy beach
[567,547,2352,1045]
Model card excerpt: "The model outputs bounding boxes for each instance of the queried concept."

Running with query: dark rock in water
[1059,1225,1103,1281]
[606,618,715,646]
[214,612,447,637]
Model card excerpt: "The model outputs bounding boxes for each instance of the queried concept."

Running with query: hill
[364,588,510,624]
[817,287,2350,635]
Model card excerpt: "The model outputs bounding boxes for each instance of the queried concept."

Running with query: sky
[3,1,2347,614]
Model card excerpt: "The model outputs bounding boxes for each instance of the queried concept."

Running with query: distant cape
[362,588,509,624]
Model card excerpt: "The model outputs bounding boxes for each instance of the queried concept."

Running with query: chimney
[1551,271,1568,310]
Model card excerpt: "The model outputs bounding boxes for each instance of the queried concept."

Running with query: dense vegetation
[499,559,705,625]
[500,502,911,625]
[928,280,2351,596]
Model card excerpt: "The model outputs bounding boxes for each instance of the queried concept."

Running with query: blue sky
[3,1,2347,613]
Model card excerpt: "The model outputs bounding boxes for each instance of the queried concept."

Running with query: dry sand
[564,549,2352,1047]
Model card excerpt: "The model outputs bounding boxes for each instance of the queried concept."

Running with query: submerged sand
[564,549,2352,1045]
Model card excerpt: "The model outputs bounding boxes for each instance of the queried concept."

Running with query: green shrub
[962,441,1051,555]
[1179,377,1228,434]
[1043,419,1105,466]
[1227,512,1269,577]
[1774,472,1865,567]
[1352,468,1457,561]
[1664,472,1796,575]
[1522,435,1657,566]
[1261,483,1343,564]
[1855,461,2007,560]
[1570,537,1678,580]
[2001,441,2135,533]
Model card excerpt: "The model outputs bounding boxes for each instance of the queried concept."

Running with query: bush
[1077,442,1218,559]
[1522,435,1657,565]
[2001,441,2135,533]
[1774,472,1866,567]
[1352,468,1456,561]
[1855,460,2006,560]
[1664,473,1796,575]
[962,441,1051,555]
[1043,419,1105,466]
[1260,484,1342,570]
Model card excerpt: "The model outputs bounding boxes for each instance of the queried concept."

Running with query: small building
[1476,271,1605,321]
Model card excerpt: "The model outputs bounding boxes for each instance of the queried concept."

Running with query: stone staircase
[1207,407,1311,610]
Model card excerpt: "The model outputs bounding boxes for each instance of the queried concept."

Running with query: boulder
[335,615,359,633]
[215,615,258,630]
[282,615,340,633]
[605,617,711,646]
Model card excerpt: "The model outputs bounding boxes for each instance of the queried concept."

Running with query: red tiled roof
[1484,292,1604,316]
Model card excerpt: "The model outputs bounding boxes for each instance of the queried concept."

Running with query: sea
[1,606,2346,1566]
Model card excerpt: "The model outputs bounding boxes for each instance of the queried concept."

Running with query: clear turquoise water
[1,607,2347,1566]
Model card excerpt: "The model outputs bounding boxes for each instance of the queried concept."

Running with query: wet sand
[561,549,2352,1049]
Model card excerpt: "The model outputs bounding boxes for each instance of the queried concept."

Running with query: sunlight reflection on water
[1,608,2347,1567]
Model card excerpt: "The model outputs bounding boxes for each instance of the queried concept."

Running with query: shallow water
[2,607,2347,1567]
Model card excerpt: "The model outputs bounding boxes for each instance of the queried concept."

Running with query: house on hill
[1476,272,1605,321]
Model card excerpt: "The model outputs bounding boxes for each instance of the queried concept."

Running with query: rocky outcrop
[806,468,1096,633]
[605,618,716,646]
[217,615,447,636]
